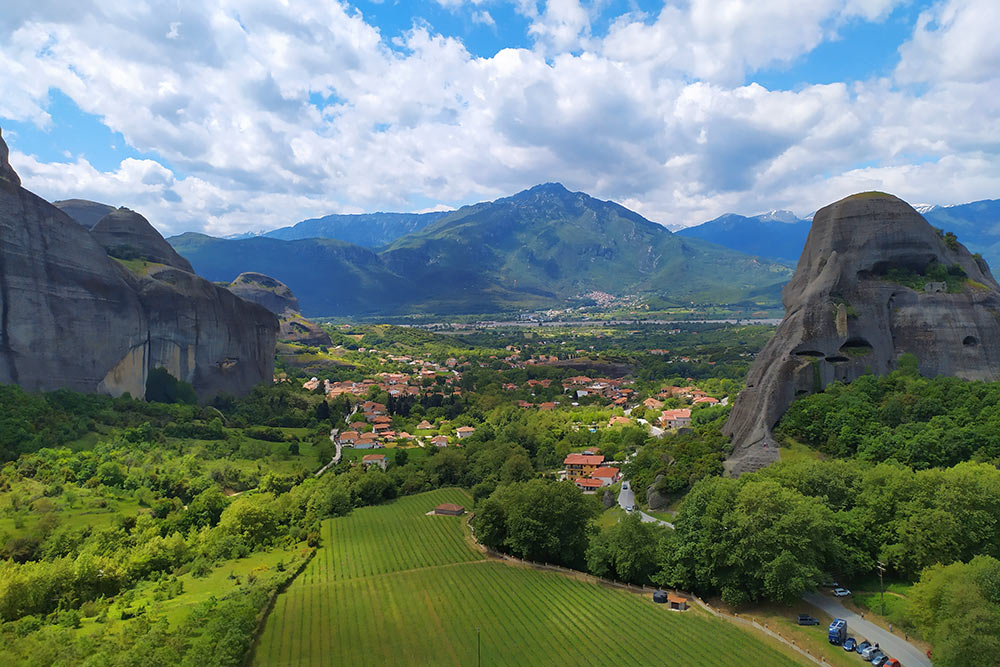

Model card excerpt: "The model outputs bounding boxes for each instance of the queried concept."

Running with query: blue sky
[1,0,997,236]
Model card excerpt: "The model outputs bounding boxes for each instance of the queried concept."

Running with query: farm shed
[667,594,689,611]
[434,503,465,516]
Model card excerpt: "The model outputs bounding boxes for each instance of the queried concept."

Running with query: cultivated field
[254,488,804,666]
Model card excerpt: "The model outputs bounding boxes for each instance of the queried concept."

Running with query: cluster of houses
[563,453,621,492]
[561,375,635,406]
[302,353,465,401]
[335,405,477,451]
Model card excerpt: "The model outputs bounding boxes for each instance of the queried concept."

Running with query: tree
[908,556,1000,666]
[472,480,600,568]
[395,448,409,467]
[587,513,664,584]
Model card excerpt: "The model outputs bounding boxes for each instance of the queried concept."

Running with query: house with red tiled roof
[538,402,556,411]
[693,396,719,405]
[661,408,692,429]
[417,420,433,430]
[564,453,604,480]
[608,416,631,427]
[574,477,604,492]
[642,397,664,410]
[590,467,620,486]
[455,426,476,439]
[361,454,387,470]
[431,435,450,447]
[338,431,359,445]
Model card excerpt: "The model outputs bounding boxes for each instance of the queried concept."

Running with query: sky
[1,0,999,237]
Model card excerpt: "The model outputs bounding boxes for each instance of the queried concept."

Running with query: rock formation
[0,128,277,400]
[227,272,331,346]
[52,199,116,229]
[723,192,1000,474]
[91,207,195,272]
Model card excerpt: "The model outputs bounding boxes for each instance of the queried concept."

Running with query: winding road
[617,482,673,528]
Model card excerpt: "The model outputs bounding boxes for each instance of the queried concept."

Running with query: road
[314,428,342,477]
[802,592,930,667]
[617,483,673,528]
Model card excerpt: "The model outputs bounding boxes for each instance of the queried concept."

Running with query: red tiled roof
[564,453,604,466]
[662,409,691,420]
[362,454,385,462]
[575,478,604,488]
[591,467,620,479]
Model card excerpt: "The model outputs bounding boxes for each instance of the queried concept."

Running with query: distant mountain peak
[522,182,571,195]
[757,209,800,223]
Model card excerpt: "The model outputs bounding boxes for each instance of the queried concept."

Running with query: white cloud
[0,0,996,238]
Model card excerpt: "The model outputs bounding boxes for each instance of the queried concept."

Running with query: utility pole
[876,561,886,616]
[477,627,481,667]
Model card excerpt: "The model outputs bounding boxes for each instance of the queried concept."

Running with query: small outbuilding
[434,503,465,516]
[667,593,689,611]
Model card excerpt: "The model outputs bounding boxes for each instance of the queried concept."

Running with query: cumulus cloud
[0,0,997,238]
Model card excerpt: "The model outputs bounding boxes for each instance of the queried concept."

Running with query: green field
[254,489,804,666]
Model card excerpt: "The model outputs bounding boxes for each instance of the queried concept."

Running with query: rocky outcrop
[0,129,19,188]
[0,129,277,400]
[723,192,1000,474]
[91,208,195,272]
[227,272,331,346]
[52,199,116,230]
[646,474,668,510]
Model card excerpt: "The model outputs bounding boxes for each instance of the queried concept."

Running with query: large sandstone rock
[0,128,277,400]
[227,272,331,346]
[52,199,116,230]
[723,192,1000,474]
[91,208,195,272]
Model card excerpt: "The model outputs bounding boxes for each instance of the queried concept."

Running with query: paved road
[803,592,930,667]
[314,428,342,477]
[617,483,674,528]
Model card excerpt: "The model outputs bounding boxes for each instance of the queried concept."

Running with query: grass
[734,600,860,667]
[778,436,823,465]
[254,489,806,666]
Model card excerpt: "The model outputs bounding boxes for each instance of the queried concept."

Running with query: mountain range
[676,210,811,263]
[258,211,449,247]
[677,200,1000,270]
[166,183,792,317]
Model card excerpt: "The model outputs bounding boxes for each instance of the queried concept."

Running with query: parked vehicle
[861,644,879,661]
[797,614,819,626]
[869,650,886,665]
[856,640,872,654]
[821,581,840,588]
[622,482,629,490]
[843,637,857,651]
[832,587,852,597]
[883,659,901,667]
[828,618,847,645]
[625,506,634,513]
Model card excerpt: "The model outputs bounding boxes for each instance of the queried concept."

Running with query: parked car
[797,614,819,626]
[856,640,872,654]
[843,637,857,651]
[883,659,901,667]
[832,587,852,597]
[625,506,634,513]
[870,650,887,665]
[622,482,629,490]
[861,644,880,661]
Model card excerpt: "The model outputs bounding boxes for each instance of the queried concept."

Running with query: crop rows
[254,489,803,666]
[300,488,482,586]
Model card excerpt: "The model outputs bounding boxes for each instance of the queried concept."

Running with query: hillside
[168,233,407,316]
[676,211,810,263]
[922,199,1000,268]
[263,211,449,247]
[169,183,793,316]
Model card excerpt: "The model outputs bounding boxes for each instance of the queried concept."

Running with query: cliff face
[724,192,1000,474]
[227,272,332,346]
[0,128,277,400]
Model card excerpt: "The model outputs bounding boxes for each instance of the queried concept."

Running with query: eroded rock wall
[0,128,277,400]
[723,193,1000,474]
